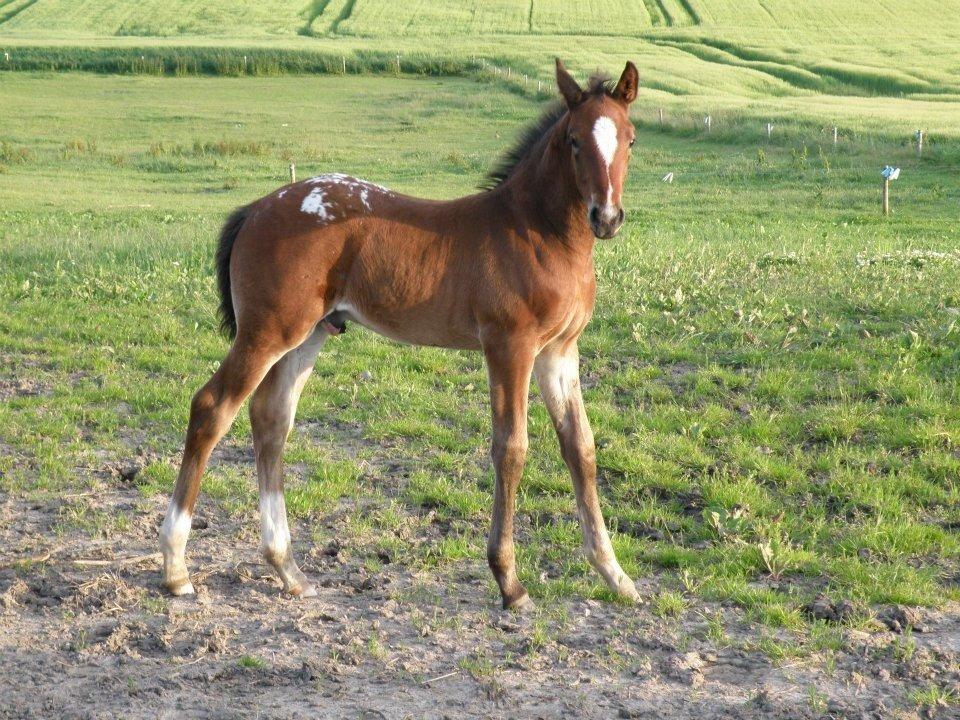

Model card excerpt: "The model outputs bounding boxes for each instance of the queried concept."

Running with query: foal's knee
[249,390,288,436]
[486,540,515,576]
[491,434,528,473]
[187,384,222,441]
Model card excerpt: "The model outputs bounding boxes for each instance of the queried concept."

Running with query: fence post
[342,56,346,74]
[833,126,838,147]
[705,115,712,132]
[916,129,924,157]
[658,107,664,128]
[396,53,401,76]
[289,163,296,184]
[766,122,773,140]
[880,166,899,215]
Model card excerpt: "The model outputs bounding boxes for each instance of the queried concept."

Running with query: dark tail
[215,205,249,338]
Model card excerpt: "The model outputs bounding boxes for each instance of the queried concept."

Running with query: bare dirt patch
[1,482,958,720]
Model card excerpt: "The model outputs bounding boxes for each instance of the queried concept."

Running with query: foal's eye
[629,138,636,147]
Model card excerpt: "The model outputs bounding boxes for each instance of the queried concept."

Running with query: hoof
[616,577,641,604]
[164,578,196,597]
[504,592,535,613]
[286,583,318,599]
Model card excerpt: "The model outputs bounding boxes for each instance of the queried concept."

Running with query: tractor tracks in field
[644,0,699,28]
[300,0,355,36]
[299,0,332,36]
[647,35,948,97]
[330,0,356,34]
[0,0,39,26]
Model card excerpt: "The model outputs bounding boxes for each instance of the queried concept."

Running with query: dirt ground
[1,469,958,720]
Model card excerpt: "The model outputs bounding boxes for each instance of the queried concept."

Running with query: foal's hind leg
[160,335,287,596]
[534,342,639,603]
[249,327,328,597]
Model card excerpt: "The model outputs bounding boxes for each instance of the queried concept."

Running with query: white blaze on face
[591,116,619,214]
[259,492,291,561]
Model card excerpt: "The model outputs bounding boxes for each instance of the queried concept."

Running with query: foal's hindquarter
[161,83,639,608]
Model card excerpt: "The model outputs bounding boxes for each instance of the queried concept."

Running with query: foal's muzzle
[589,205,625,239]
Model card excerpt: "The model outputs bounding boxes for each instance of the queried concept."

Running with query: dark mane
[482,74,614,190]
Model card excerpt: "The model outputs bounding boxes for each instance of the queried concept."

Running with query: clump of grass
[652,590,687,619]
[148,139,273,158]
[910,683,958,710]
[238,655,266,669]
[0,142,31,164]
[61,138,98,158]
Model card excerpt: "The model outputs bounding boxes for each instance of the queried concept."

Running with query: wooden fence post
[658,107,664,128]
[833,126,838,147]
[916,130,924,157]
[705,115,712,132]
[766,122,773,140]
[289,163,296,184]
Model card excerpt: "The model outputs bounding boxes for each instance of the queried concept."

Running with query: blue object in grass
[881,166,900,180]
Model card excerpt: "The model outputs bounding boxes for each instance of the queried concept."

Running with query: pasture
[1,68,958,717]
[4,0,960,142]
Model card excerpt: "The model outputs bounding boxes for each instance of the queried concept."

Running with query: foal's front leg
[534,343,639,602]
[483,337,535,610]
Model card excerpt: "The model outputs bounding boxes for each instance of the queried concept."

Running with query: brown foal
[160,59,641,609]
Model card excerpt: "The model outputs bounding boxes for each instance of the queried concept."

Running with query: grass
[2,1,960,139]
[237,655,266,669]
[910,683,959,710]
[1,72,959,635]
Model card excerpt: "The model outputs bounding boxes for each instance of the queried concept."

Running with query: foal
[161,59,640,610]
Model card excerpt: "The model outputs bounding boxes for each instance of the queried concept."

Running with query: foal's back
[231,173,593,350]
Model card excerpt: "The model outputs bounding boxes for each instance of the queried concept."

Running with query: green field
[2,71,958,621]
[3,0,960,139]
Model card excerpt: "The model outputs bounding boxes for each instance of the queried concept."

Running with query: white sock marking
[260,492,291,559]
[160,500,191,558]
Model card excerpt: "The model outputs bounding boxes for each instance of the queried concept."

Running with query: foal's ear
[613,61,639,105]
[555,58,583,108]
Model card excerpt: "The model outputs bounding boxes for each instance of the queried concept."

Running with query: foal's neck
[500,123,594,250]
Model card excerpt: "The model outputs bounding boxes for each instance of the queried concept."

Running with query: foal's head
[555,59,639,239]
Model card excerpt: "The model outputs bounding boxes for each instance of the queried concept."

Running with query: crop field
[4,1,960,150]
[1,69,959,717]
[1,0,960,717]
[4,0,958,38]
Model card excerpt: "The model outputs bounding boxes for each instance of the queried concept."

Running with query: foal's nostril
[589,206,600,226]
